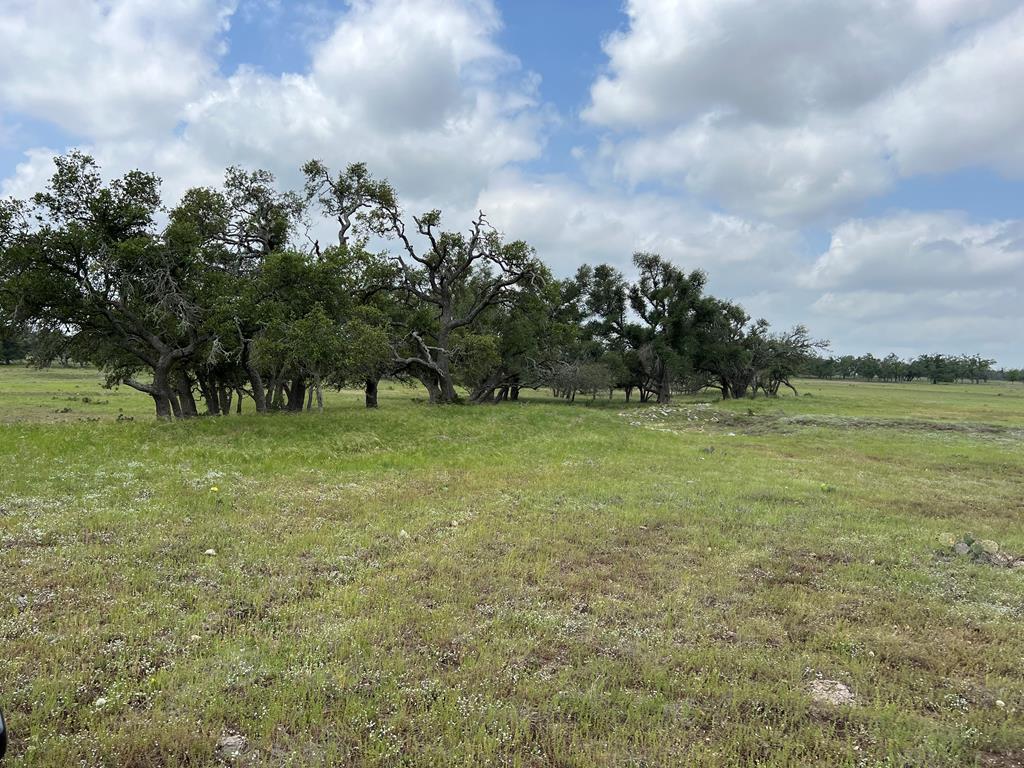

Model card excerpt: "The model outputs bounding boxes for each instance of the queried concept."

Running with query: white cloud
[801,212,1024,362]
[880,7,1024,177]
[0,148,59,199]
[585,0,970,128]
[1,0,548,210]
[475,171,805,307]
[585,0,1024,222]
[0,0,233,139]
[614,116,892,221]
[801,212,1024,291]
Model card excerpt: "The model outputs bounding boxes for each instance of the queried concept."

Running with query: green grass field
[1,366,1022,767]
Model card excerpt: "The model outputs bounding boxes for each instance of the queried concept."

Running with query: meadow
[1,366,1022,767]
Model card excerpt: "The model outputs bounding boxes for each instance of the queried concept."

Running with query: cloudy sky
[1,0,1022,365]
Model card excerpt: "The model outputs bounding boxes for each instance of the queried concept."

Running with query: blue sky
[1,0,1022,365]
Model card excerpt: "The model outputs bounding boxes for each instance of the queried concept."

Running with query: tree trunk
[151,361,178,420]
[242,342,267,413]
[168,392,182,419]
[288,379,307,411]
[433,331,460,403]
[422,378,442,404]
[175,378,198,418]
[473,387,496,404]
[656,367,672,403]
[315,379,324,413]
[510,386,520,401]
[152,393,172,420]
[365,377,379,408]
[305,383,314,411]
[217,387,232,416]
[199,376,220,416]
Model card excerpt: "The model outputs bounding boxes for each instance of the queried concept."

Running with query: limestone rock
[216,733,248,761]
[808,679,855,706]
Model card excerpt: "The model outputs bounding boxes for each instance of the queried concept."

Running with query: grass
[1,366,1022,767]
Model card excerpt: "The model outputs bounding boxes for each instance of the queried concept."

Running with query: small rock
[204,548,217,556]
[808,679,855,706]
[953,542,971,556]
[94,696,108,707]
[216,733,248,760]
[996,700,1006,708]
[398,529,410,540]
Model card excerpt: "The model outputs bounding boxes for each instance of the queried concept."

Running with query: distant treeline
[801,353,1022,384]
[0,153,828,418]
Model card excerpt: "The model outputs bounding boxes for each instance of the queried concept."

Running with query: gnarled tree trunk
[365,377,379,408]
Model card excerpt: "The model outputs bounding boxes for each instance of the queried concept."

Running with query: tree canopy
[1,152,834,418]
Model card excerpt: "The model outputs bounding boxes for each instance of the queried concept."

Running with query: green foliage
[0,151,835,417]
[803,352,997,384]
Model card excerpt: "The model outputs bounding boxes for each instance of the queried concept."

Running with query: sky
[1,0,1022,365]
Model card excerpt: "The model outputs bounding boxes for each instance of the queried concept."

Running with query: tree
[692,298,756,399]
[0,152,212,418]
[368,190,542,403]
[284,304,344,412]
[754,325,827,396]
[3,152,841,415]
[0,313,28,364]
[301,160,390,249]
[339,308,394,408]
[166,167,308,413]
[626,253,707,403]
[460,265,591,404]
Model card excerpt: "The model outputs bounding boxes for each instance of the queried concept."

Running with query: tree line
[800,353,1021,384]
[0,153,826,419]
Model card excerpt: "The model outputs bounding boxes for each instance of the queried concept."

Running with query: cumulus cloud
[0,0,547,209]
[0,148,59,199]
[613,117,892,221]
[585,0,972,128]
[801,213,1024,291]
[475,171,805,309]
[880,7,1024,177]
[171,0,547,203]
[801,212,1024,362]
[586,0,1024,222]
[0,0,233,139]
